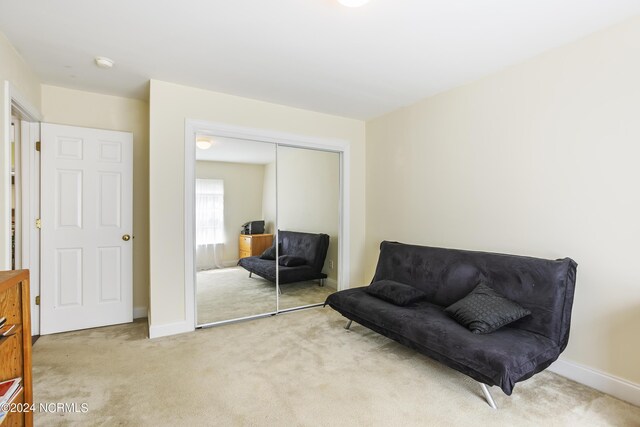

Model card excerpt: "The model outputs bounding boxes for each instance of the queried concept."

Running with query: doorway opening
[11,116,20,271]
[4,82,42,336]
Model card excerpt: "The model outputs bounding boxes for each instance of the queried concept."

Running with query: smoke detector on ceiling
[95,56,115,69]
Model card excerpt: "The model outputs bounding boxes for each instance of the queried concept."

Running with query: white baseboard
[548,358,640,407]
[148,320,194,339]
[326,278,338,290]
[196,260,239,271]
[133,306,147,319]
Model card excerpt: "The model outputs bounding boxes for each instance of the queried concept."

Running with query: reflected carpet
[197,267,333,324]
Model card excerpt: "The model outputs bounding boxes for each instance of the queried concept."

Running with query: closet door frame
[184,119,351,329]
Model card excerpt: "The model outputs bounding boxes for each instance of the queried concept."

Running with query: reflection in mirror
[276,146,340,310]
[195,136,277,325]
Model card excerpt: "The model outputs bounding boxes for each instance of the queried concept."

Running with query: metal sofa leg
[344,320,353,330]
[249,272,252,278]
[480,383,497,409]
[319,278,325,287]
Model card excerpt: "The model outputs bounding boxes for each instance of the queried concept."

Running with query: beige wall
[0,31,41,268]
[41,85,150,313]
[277,147,340,285]
[262,161,276,234]
[149,79,366,328]
[366,16,640,384]
[195,160,265,263]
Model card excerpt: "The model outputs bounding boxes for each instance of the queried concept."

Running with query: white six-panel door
[41,123,133,334]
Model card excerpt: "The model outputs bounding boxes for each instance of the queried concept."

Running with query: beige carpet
[33,308,639,426]
[197,267,333,324]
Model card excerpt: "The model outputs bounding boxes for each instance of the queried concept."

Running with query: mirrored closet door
[194,135,342,327]
[276,146,340,311]
[195,137,277,325]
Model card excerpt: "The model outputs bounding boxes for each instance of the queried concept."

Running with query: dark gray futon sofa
[325,241,577,408]
[238,230,329,285]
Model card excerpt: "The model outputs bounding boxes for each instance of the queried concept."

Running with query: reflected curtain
[195,179,225,270]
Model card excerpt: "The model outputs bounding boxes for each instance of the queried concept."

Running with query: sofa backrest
[279,231,330,273]
[371,241,577,347]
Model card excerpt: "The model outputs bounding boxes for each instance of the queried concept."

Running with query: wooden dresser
[239,234,273,259]
[0,270,32,427]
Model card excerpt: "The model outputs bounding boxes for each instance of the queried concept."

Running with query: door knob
[122,234,131,241]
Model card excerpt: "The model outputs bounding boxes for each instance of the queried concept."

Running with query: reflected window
[195,179,224,245]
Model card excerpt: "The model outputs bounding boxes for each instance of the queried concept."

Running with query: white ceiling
[1,1,639,119]
[195,136,275,164]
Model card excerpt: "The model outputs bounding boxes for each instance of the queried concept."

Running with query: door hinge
[35,218,42,229]
[35,296,40,306]
[35,141,41,152]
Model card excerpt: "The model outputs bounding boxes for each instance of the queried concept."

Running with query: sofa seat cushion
[366,280,427,306]
[326,288,560,395]
[238,256,327,284]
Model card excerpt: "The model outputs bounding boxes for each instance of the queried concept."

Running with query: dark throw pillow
[365,280,427,306]
[260,243,282,260]
[260,245,277,260]
[444,283,531,334]
[278,255,307,267]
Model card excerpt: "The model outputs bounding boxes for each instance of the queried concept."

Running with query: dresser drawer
[239,234,273,259]
[239,236,252,252]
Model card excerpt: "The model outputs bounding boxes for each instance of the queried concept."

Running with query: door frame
[3,81,42,268]
[184,119,351,330]
[20,120,41,336]
[3,82,42,335]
